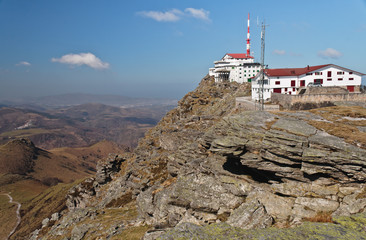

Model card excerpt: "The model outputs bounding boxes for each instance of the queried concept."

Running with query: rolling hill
[0,138,129,239]
[0,103,174,149]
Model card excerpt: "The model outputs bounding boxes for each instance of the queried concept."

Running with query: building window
[338,78,343,81]
[337,72,344,75]
[315,72,322,75]
[257,70,259,72]
[327,71,332,77]
[327,78,332,81]
[300,80,305,87]
[275,81,280,85]
[244,74,246,77]
[239,76,242,78]
[314,79,323,84]
[306,73,313,75]
[349,78,354,80]
[349,72,353,75]
[291,80,295,87]
[285,88,287,92]
[240,72,241,74]
[232,67,235,69]
[293,88,296,92]
[244,70,246,72]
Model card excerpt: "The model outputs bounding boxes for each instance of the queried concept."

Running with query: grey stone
[227,199,273,229]
[41,218,49,228]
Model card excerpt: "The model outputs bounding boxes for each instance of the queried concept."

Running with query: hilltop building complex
[209,14,261,83]
[251,64,364,101]
[209,54,261,83]
[209,14,364,102]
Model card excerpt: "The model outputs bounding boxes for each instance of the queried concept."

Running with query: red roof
[264,64,331,77]
[226,53,254,59]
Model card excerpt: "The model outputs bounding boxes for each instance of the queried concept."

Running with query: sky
[1,0,366,100]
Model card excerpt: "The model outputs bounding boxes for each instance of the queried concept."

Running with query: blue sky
[0,0,366,100]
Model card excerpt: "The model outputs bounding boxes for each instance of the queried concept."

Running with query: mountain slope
[0,139,129,239]
[27,75,366,240]
[0,138,38,175]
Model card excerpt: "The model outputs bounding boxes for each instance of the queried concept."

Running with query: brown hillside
[0,139,129,239]
[0,138,38,175]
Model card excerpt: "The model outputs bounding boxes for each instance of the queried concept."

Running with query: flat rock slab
[272,119,317,137]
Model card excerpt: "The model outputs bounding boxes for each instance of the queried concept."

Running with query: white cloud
[16,61,31,66]
[51,53,109,69]
[137,9,183,22]
[273,49,286,55]
[137,8,210,22]
[317,48,343,59]
[185,8,210,21]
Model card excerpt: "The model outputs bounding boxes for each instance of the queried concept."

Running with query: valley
[0,102,175,149]
[0,99,174,239]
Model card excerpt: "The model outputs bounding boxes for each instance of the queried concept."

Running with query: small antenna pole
[260,20,268,111]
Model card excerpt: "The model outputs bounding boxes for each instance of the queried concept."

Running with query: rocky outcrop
[95,153,127,185]
[158,212,366,240]
[33,76,366,239]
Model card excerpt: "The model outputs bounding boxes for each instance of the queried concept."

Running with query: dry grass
[106,192,133,208]
[307,106,366,148]
[71,201,144,240]
[265,117,279,130]
[0,194,18,240]
[310,106,366,119]
[10,179,84,240]
[111,225,152,240]
[305,211,333,223]
[0,128,52,138]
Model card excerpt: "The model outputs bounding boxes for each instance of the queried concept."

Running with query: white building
[209,13,261,83]
[209,54,261,83]
[251,64,364,101]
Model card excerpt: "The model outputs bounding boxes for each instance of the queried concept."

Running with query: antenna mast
[246,13,250,56]
[260,21,267,111]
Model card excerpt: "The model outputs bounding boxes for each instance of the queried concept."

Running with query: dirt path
[1,193,21,240]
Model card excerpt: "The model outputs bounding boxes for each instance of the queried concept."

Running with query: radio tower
[246,13,250,57]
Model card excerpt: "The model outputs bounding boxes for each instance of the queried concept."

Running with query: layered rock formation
[28,76,366,240]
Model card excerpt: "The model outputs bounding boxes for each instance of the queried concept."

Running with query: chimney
[307,65,309,70]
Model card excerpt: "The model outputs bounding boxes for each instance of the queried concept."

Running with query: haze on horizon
[1,0,366,101]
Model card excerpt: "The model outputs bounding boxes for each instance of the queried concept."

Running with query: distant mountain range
[0,102,175,149]
[0,93,177,109]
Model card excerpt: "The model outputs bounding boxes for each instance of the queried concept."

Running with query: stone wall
[271,92,366,109]
[303,86,349,95]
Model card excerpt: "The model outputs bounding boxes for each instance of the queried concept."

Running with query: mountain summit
[19,75,366,240]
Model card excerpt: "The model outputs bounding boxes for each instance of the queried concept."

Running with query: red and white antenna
[246,13,251,57]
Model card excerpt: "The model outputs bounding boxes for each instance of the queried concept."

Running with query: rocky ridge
[29,75,366,239]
